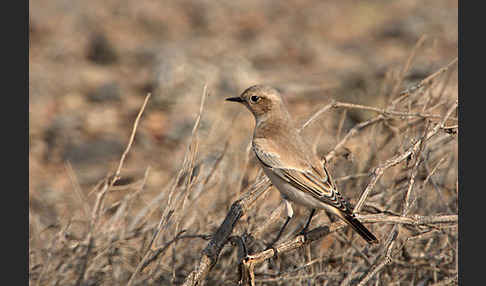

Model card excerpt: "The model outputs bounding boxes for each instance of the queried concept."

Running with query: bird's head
[226,85,286,121]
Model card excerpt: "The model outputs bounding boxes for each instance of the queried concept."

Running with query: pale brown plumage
[226,85,378,244]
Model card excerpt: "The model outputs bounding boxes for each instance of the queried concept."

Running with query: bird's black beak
[225,96,244,103]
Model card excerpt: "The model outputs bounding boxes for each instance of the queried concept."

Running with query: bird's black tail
[342,214,379,244]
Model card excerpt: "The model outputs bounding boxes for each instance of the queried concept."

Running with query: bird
[226,85,378,247]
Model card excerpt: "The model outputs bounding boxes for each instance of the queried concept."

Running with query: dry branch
[244,213,456,264]
[182,176,272,286]
[394,57,458,106]
[354,100,457,213]
[356,227,398,286]
[239,211,456,285]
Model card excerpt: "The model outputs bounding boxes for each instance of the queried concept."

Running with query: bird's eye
[250,95,260,103]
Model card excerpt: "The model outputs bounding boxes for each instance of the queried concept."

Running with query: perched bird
[226,85,378,246]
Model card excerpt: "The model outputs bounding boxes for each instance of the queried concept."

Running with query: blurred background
[29,1,458,285]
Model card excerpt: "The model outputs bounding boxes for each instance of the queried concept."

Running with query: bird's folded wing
[253,140,352,213]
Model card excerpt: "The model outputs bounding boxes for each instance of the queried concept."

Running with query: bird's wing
[252,138,353,213]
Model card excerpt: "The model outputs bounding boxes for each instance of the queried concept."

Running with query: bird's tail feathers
[341,214,379,244]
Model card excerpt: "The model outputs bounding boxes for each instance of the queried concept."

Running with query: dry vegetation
[29,1,458,285]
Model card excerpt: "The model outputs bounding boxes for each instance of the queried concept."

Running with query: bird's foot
[297,227,311,242]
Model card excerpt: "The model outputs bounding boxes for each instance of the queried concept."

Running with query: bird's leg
[299,208,316,237]
[267,216,291,248]
[266,200,293,257]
